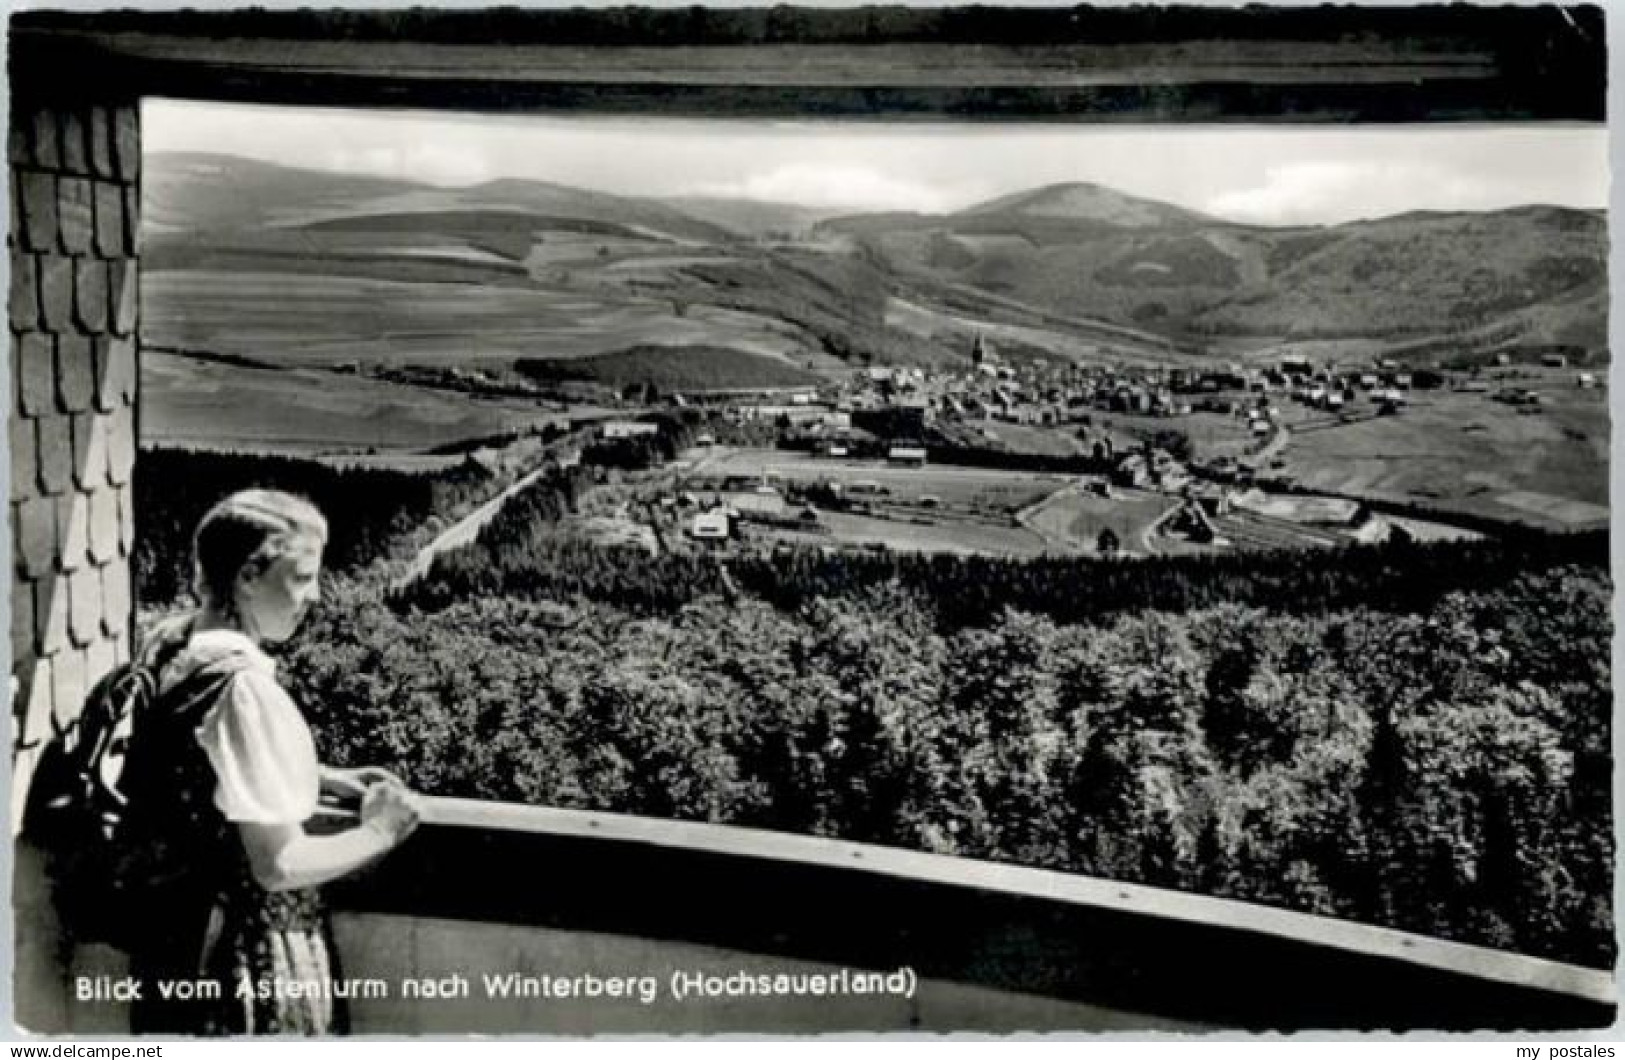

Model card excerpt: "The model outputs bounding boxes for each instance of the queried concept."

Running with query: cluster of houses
[1110,447,1189,491]
[1260,358,1421,415]
[1086,436,1245,533]
[616,335,1604,552]
[805,341,1434,438]
[654,347,1600,452]
[641,338,1457,462]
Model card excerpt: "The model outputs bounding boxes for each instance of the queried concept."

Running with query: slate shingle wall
[9,102,139,828]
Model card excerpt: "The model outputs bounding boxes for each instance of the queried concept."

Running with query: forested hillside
[137,446,1614,968]
[833,192,1607,357]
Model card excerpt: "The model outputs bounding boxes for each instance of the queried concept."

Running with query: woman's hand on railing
[319,765,411,823]
[322,764,406,800]
[360,781,422,845]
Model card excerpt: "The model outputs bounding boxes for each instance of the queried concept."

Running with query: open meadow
[143,269,821,367]
[1274,377,1608,528]
[969,420,1088,458]
[140,348,562,453]
[688,448,1067,511]
[1080,407,1260,459]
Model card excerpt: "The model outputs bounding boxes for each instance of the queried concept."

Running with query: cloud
[1207,161,1503,226]
[689,163,970,213]
[321,144,494,188]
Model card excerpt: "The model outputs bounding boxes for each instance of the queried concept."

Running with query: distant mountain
[143,152,424,232]
[142,152,1609,374]
[430,178,734,244]
[959,182,1220,229]
[822,191,1607,360]
[145,152,732,245]
[1187,206,1607,348]
[140,152,956,375]
[659,196,844,238]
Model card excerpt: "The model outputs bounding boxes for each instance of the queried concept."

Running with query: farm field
[1274,382,1609,528]
[1075,408,1258,460]
[884,294,1171,366]
[971,421,1087,458]
[1219,336,1393,366]
[142,270,821,368]
[767,509,1052,558]
[140,349,560,453]
[1208,511,1350,551]
[687,448,1068,511]
[1170,410,1265,459]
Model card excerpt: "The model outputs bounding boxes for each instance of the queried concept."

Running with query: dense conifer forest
[134,446,495,602]
[135,446,1615,967]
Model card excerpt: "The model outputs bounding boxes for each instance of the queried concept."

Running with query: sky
[144,100,1608,227]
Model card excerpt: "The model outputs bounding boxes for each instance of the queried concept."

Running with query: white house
[603,421,660,440]
[690,509,731,540]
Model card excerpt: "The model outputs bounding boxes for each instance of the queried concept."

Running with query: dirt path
[392,463,555,593]
[675,445,735,482]
[1250,424,1292,466]
[397,444,723,592]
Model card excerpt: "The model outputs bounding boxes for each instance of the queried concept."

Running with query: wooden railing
[323,797,1616,1034]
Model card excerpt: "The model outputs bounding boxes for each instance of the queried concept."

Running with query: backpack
[22,633,246,952]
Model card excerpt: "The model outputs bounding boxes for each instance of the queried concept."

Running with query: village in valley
[135,142,1611,587]
[489,330,1604,569]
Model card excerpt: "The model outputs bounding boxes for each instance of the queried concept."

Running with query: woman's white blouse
[172,629,321,825]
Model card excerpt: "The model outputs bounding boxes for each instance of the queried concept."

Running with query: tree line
[133,447,494,605]
[403,522,1606,632]
[288,563,1613,968]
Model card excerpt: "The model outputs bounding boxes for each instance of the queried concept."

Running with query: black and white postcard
[7,4,1615,1037]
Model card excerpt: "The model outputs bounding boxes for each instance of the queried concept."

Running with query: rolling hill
[1187,206,1607,347]
[142,153,882,374]
[822,184,1608,363]
[143,153,1608,382]
[959,182,1221,229]
[658,195,844,238]
[145,153,731,244]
